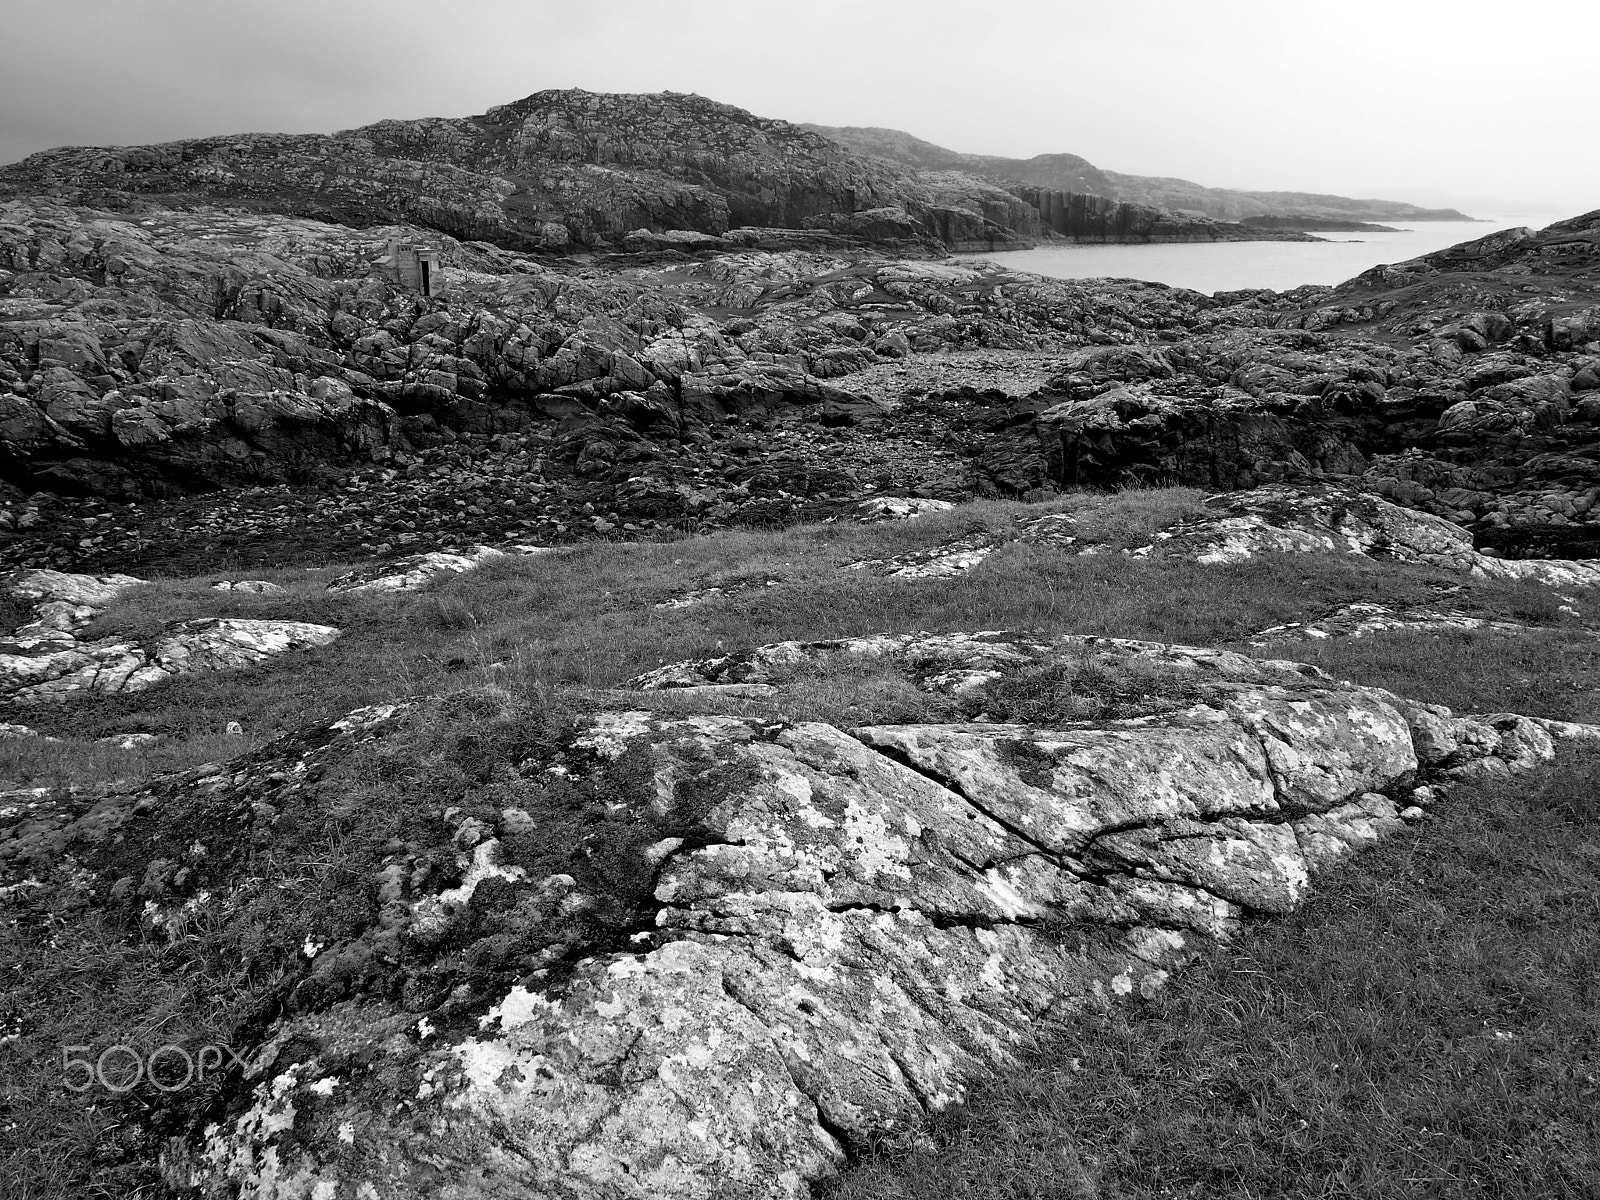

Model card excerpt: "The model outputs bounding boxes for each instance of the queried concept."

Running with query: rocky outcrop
[5,632,1591,1199]
[324,545,513,594]
[1,182,1597,578]
[0,199,1202,519]
[847,484,1600,587]
[0,568,339,703]
[935,214,1600,529]
[1100,173,1471,224]
[0,90,1037,255]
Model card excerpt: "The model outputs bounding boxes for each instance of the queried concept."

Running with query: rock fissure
[851,731,1082,868]
[715,974,864,1156]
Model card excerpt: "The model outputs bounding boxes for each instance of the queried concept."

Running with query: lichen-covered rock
[0,630,1563,1199]
[324,545,514,593]
[1,568,340,703]
[854,496,956,522]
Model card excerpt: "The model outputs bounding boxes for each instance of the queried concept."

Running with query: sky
[2,0,1596,215]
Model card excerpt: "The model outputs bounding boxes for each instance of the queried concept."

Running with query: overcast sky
[3,0,1595,215]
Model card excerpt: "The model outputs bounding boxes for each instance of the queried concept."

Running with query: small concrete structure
[384,238,446,297]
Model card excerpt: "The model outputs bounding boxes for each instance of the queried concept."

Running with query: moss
[979,654,1208,725]
[995,738,1059,789]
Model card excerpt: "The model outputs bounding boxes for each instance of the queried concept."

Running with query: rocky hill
[0,90,1044,256]
[0,90,1333,261]
[800,125,1114,195]
[810,124,1471,223]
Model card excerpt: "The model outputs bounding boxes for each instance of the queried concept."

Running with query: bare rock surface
[3,631,1585,1198]
[854,495,957,522]
[0,568,340,703]
[2,202,1597,580]
[324,544,511,594]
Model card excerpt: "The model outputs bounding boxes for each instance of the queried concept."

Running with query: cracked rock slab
[2,569,340,704]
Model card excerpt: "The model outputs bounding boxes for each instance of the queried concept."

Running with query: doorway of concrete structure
[420,260,432,296]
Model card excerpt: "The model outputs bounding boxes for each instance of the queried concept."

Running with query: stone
[854,496,956,522]
[325,546,508,594]
[1,569,340,704]
[845,484,1600,585]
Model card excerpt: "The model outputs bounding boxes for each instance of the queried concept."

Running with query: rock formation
[5,630,1592,1198]
[0,90,1039,256]
[3,197,1597,581]
[0,568,339,703]
[1011,186,1315,244]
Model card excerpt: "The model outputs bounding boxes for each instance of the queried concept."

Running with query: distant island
[805,123,1474,225]
[1240,215,1402,233]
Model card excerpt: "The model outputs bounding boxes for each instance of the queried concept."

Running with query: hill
[810,123,1471,222]
[0,90,1327,260]
[0,90,1039,255]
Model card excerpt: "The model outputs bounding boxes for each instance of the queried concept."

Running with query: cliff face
[1011,186,1317,244]
[0,90,1039,255]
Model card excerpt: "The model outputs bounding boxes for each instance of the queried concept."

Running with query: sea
[958,214,1558,295]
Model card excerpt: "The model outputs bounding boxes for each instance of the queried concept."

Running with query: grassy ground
[10,490,1597,791]
[824,747,1600,1200]
[4,489,1600,1198]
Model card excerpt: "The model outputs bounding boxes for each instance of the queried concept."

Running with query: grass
[10,492,1600,789]
[824,747,1600,1200]
[0,732,257,796]
[1254,626,1600,727]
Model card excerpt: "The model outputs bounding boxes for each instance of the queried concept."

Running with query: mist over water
[962,215,1558,295]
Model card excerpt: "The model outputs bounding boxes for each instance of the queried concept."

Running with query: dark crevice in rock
[851,735,1083,870]
[1072,804,1292,856]
[821,900,1044,933]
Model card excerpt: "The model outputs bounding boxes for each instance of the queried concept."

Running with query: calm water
[961,215,1555,295]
